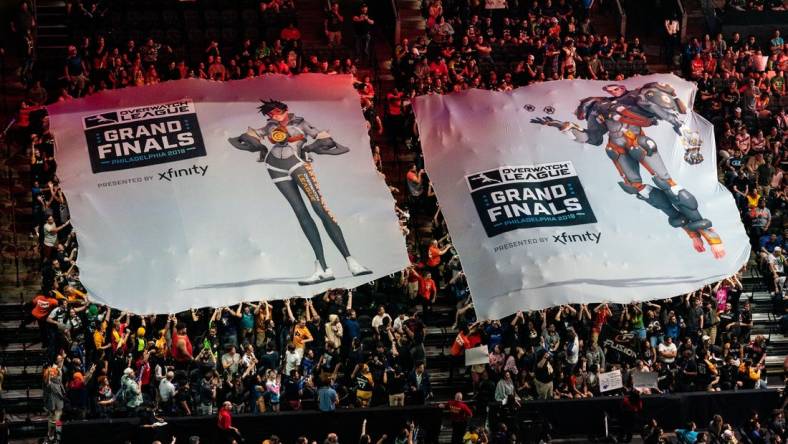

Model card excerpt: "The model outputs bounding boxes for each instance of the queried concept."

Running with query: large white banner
[413,74,749,320]
[48,75,408,314]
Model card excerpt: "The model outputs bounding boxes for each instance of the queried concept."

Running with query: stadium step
[1,389,44,413]
[7,414,48,440]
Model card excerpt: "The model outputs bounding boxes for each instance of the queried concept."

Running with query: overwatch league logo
[466,161,597,237]
[82,99,207,173]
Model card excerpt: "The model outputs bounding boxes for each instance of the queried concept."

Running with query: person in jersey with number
[228,99,372,285]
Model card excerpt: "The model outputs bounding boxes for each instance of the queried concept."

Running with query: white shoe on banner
[298,261,335,286]
[346,256,373,277]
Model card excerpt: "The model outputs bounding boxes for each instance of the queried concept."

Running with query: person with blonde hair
[325,314,343,349]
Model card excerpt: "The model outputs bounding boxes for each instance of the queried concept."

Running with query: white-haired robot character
[532,82,725,259]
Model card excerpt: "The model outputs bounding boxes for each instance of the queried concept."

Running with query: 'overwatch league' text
[82,100,207,173]
[466,161,597,237]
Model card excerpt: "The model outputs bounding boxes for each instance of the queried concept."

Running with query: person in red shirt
[385,87,405,146]
[217,401,242,443]
[134,350,152,399]
[280,22,302,43]
[445,392,473,444]
[25,292,59,346]
[449,325,481,382]
[171,322,193,370]
[419,271,438,305]
[426,239,452,276]
[592,303,612,343]
[619,390,644,442]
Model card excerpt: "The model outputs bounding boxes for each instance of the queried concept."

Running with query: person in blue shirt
[675,421,699,443]
[760,232,783,253]
[317,382,338,412]
[770,30,784,55]
[343,309,361,344]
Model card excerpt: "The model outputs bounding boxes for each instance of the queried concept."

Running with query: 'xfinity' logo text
[553,231,601,245]
[159,164,209,181]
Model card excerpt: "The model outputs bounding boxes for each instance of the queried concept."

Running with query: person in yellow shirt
[62,285,87,304]
[293,318,313,352]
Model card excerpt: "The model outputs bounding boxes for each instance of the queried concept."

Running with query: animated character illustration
[228,99,373,284]
[531,82,725,259]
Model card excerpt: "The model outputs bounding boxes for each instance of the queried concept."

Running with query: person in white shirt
[657,336,677,364]
[768,247,786,294]
[393,313,409,333]
[42,215,70,258]
[371,306,392,329]
[159,371,176,405]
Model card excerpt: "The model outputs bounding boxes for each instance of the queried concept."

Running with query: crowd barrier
[61,405,443,444]
[490,389,782,437]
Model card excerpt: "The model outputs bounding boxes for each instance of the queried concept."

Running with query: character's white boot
[298,261,335,285]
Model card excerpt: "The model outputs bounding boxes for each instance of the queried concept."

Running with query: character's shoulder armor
[638,82,687,114]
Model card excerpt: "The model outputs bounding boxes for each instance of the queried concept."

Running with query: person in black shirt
[325,2,344,47]
[676,349,698,392]
[282,369,304,410]
[384,364,406,406]
[352,4,374,62]
[729,301,753,342]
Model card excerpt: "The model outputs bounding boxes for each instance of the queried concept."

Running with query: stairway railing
[613,0,627,37]
[677,0,687,43]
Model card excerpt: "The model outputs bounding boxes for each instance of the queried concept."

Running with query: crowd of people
[3,0,788,443]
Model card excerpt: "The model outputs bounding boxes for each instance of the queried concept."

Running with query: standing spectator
[317,378,338,412]
[405,164,426,208]
[445,392,473,444]
[217,401,243,443]
[534,349,554,400]
[42,216,70,259]
[408,362,431,404]
[352,4,374,63]
[43,364,65,443]
[63,45,87,97]
[159,371,176,414]
[325,2,344,47]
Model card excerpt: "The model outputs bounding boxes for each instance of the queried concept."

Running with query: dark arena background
[0,0,787,443]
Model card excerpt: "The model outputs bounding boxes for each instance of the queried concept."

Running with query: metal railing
[613,0,627,37]
[677,0,688,43]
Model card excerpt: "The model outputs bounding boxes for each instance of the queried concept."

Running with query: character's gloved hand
[531,116,565,128]
[303,137,350,155]
[532,116,578,133]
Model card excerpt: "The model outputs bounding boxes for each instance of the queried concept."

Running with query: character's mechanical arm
[531,116,607,146]
[297,118,350,156]
[227,128,269,156]
[636,82,687,135]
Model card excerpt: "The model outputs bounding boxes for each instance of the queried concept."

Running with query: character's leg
[273,176,335,284]
[292,165,350,257]
[293,165,372,277]
[607,144,675,213]
[635,138,725,259]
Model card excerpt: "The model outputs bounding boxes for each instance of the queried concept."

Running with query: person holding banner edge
[228,99,372,285]
[532,82,726,259]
